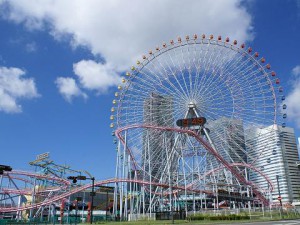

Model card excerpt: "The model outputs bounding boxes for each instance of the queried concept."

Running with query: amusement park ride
[1,34,286,221]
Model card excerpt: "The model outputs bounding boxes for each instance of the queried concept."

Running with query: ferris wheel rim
[112,34,283,130]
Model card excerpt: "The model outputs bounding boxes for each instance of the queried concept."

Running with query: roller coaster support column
[60,199,65,224]
[51,204,56,225]
[29,177,37,221]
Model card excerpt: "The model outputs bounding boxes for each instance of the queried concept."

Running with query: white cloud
[0,0,253,100]
[73,60,120,93]
[292,65,300,77]
[56,60,119,102]
[0,0,253,71]
[25,42,37,52]
[286,65,300,128]
[55,77,87,102]
[0,66,39,113]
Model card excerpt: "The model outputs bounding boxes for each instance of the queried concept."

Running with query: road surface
[215,219,300,225]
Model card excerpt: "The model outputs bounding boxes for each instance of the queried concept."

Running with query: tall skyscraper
[207,117,246,166]
[298,137,300,157]
[247,125,300,203]
[205,117,247,189]
[143,93,174,182]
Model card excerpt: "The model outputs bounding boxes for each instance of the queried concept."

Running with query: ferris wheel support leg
[113,140,121,218]
[200,191,203,210]
[196,150,204,211]
[124,155,129,220]
[245,169,251,210]
[128,161,133,220]
[134,171,139,218]
[120,130,127,221]
[147,130,152,219]
[29,177,37,221]
[192,156,195,215]
[166,136,172,213]
[142,185,145,216]
[216,172,219,210]
[142,144,146,217]
[180,147,188,217]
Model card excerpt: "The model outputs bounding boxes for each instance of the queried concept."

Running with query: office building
[247,125,300,203]
[143,93,174,182]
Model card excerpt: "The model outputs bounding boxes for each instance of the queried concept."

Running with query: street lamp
[90,177,95,224]
[67,176,95,224]
[276,175,283,218]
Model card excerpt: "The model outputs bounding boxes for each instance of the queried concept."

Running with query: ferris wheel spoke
[168,49,192,99]
[145,53,189,101]
[190,43,211,99]
[153,53,191,101]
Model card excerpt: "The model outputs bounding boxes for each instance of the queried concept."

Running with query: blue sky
[0,0,300,180]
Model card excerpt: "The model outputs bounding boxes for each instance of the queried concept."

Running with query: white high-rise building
[247,125,300,204]
[143,93,174,181]
[204,117,247,189]
[298,137,300,157]
[207,117,246,165]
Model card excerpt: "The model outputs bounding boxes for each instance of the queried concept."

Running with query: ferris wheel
[111,34,286,215]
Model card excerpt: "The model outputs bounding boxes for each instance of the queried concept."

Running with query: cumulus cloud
[55,77,87,102]
[73,60,120,93]
[55,61,120,101]
[292,65,300,76]
[0,0,253,100]
[285,65,300,128]
[0,0,253,70]
[0,66,39,113]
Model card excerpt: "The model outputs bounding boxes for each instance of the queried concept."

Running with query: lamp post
[105,188,108,221]
[90,177,95,224]
[67,176,95,224]
[276,175,283,218]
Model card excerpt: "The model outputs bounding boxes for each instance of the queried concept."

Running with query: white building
[142,93,174,181]
[247,125,300,204]
[298,137,300,156]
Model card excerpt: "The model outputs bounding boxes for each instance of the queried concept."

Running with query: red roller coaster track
[115,124,271,206]
[0,124,273,212]
[0,175,212,213]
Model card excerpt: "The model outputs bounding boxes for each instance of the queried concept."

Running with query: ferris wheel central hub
[188,102,197,109]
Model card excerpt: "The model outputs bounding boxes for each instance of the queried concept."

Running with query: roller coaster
[0,126,274,221]
[0,132,273,221]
